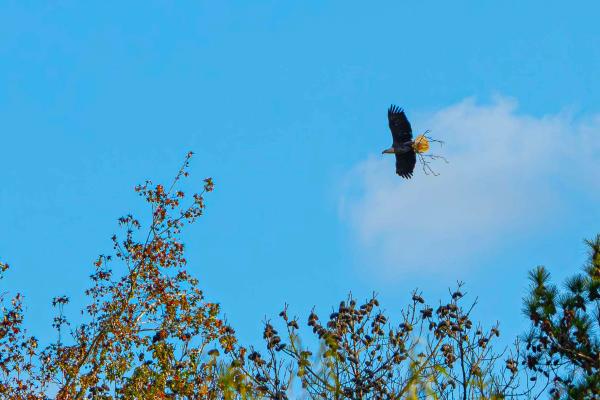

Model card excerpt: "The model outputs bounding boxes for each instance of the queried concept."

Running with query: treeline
[1,154,598,399]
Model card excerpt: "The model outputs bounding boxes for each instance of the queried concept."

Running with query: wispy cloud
[339,97,600,278]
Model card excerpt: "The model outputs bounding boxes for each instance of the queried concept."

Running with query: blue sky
[1,1,599,349]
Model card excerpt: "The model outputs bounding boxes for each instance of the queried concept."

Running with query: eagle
[382,105,435,179]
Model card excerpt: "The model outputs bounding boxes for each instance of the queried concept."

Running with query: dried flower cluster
[234,285,539,400]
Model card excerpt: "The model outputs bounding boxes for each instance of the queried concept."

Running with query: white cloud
[339,97,600,277]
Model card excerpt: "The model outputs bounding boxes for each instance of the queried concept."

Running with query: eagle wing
[388,105,413,144]
[395,150,416,179]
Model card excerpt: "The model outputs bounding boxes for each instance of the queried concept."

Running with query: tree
[235,284,538,399]
[0,261,41,398]
[523,235,600,399]
[3,151,595,399]
[2,153,255,399]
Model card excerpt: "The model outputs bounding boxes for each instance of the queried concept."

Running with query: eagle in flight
[382,105,440,179]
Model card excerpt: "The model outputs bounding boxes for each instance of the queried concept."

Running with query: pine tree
[523,235,600,399]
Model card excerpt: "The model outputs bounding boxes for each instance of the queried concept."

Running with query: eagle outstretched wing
[388,105,413,144]
[395,151,416,179]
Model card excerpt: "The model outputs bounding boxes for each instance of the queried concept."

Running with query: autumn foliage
[1,153,597,399]
[1,153,249,399]
[0,261,40,398]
